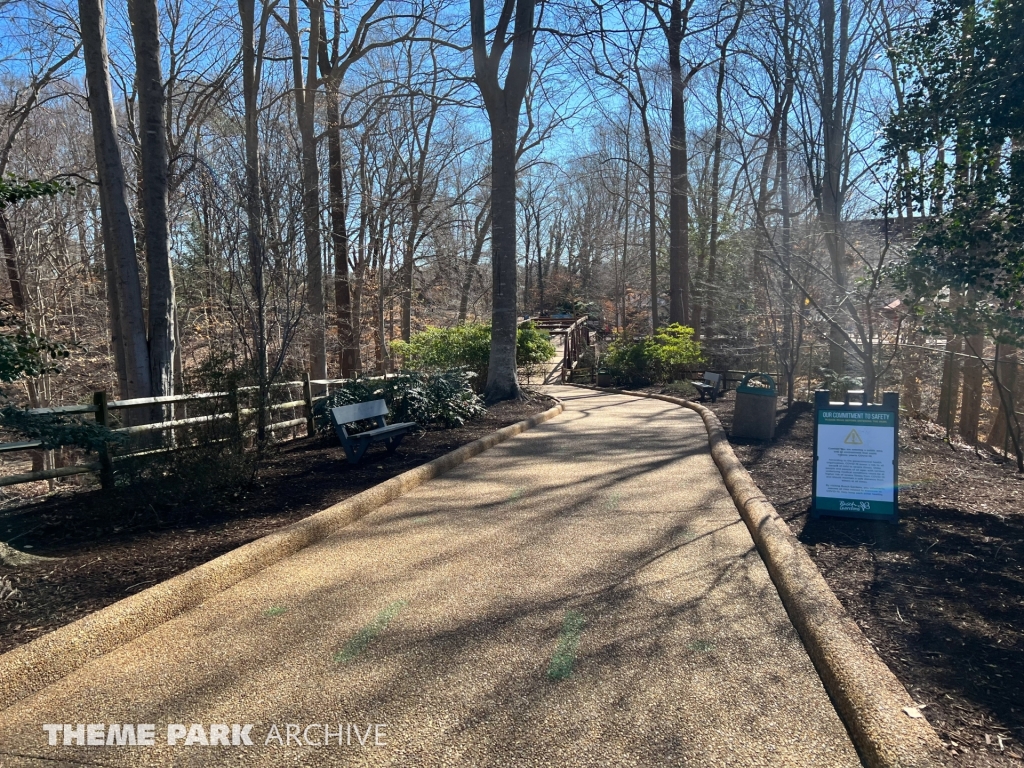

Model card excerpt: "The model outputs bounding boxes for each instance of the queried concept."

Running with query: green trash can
[732,372,778,440]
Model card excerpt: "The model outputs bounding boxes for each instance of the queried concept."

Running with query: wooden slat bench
[692,372,723,403]
[330,400,416,465]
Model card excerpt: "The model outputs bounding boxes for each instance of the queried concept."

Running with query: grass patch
[263,606,287,617]
[333,600,407,664]
[547,610,586,681]
[687,639,715,653]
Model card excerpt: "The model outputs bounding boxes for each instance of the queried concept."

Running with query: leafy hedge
[312,369,486,432]
[602,324,703,386]
[391,322,555,392]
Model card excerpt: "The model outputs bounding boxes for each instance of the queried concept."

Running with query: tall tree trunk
[937,334,962,435]
[128,0,175,399]
[374,221,388,374]
[986,344,1016,453]
[636,71,658,331]
[458,201,490,323]
[401,82,438,342]
[779,93,796,404]
[458,199,489,323]
[99,214,129,396]
[486,122,521,401]
[79,0,151,400]
[323,85,357,376]
[0,213,27,312]
[1,213,44,470]
[703,0,744,340]
[401,191,422,342]
[287,0,326,384]
[818,0,850,374]
[470,0,536,403]
[900,332,923,416]
[238,0,270,439]
[667,0,689,326]
[535,207,544,313]
[959,332,985,445]
[619,117,631,332]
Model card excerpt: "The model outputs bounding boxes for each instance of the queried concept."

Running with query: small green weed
[547,610,586,681]
[333,600,408,664]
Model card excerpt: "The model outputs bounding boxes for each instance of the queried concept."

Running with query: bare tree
[648,0,702,326]
[128,0,175,398]
[279,0,325,384]
[470,0,536,402]
[79,0,151,400]
[691,0,744,339]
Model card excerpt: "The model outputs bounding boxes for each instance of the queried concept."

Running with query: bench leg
[384,434,406,454]
[348,438,371,465]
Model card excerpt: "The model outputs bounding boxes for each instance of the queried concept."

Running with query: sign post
[812,390,899,522]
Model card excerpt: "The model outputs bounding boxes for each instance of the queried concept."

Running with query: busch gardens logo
[839,500,871,512]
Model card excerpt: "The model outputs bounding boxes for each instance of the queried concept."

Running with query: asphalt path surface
[0,387,862,767]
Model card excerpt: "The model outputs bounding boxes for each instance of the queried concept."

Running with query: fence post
[303,373,315,436]
[228,385,243,452]
[93,391,114,490]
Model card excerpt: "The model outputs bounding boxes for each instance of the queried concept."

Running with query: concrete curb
[567,384,946,768]
[0,398,564,711]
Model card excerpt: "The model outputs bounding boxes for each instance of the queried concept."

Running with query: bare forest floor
[700,391,1024,767]
[0,393,554,655]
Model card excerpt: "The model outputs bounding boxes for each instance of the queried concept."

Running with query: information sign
[812,391,899,522]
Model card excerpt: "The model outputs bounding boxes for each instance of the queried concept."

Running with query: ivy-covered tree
[0,302,68,385]
[884,0,1024,467]
[0,176,73,208]
[0,175,74,382]
[0,302,123,454]
[885,0,1023,340]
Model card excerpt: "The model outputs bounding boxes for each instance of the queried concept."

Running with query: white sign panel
[814,408,897,518]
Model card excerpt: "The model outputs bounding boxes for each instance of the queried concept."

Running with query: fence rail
[0,376,356,491]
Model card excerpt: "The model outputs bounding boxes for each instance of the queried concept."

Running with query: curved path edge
[0,397,564,711]
[567,384,946,768]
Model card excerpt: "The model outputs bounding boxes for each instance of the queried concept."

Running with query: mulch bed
[0,394,554,655]
[703,390,1024,767]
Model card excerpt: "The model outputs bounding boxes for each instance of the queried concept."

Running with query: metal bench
[692,372,723,403]
[330,399,416,465]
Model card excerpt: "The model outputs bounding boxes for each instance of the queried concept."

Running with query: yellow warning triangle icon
[844,429,863,445]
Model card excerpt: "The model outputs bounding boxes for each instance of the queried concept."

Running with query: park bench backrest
[704,372,722,387]
[331,399,389,427]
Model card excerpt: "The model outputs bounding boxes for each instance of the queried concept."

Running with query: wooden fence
[0,377,353,491]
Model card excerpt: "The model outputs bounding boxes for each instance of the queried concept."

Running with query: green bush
[391,324,491,381]
[602,336,657,385]
[516,322,558,369]
[391,322,555,392]
[603,324,703,386]
[816,367,863,400]
[312,369,485,432]
[652,324,703,381]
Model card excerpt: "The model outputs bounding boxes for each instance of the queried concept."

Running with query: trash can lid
[737,372,777,395]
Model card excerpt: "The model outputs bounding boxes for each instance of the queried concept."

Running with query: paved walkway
[0,388,861,767]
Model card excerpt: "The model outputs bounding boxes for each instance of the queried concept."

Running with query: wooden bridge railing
[560,317,591,383]
[520,316,593,384]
